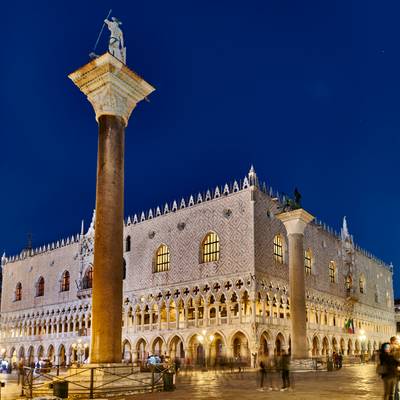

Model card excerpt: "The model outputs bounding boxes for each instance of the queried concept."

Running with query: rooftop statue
[104,16,126,64]
[282,187,302,212]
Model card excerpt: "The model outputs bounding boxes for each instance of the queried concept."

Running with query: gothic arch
[18,346,25,360]
[151,336,167,356]
[122,339,132,363]
[312,336,320,356]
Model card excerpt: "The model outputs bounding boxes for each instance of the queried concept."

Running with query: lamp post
[359,330,366,363]
[197,330,214,369]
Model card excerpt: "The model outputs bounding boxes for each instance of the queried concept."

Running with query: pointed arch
[15,282,22,301]
[122,339,132,362]
[60,270,70,292]
[82,266,93,289]
[36,277,45,297]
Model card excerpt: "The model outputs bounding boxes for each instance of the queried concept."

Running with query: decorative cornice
[68,52,155,126]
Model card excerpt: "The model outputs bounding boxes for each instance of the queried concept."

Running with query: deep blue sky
[1,1,399,294]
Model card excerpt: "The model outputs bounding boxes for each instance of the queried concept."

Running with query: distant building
[0,167,395,366]
[395,299,400,334]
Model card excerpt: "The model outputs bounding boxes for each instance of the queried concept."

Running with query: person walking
[17,359,24,385]
[338,352,343,369]
[257,360,267,391]
[378,342,399,400]
[390,337,400,400]
[280,350,291,391]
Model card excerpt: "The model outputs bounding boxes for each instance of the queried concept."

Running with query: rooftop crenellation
[1,166,392,271]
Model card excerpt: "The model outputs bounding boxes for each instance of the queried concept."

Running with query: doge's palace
[0,167,395,367]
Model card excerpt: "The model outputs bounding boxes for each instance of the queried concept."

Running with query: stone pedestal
[69,53,155,363]
[277,209,314,359]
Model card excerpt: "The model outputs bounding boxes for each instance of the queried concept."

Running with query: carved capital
[69,52,155,126]
[276,209,314,235]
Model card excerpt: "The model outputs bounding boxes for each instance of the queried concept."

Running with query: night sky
[1,1,399,294]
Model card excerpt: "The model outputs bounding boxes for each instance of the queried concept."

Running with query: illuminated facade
[0,167,395,366]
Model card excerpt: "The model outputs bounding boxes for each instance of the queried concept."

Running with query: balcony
[77,288,92,299]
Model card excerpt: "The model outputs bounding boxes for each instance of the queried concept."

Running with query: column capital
[276,209,314,235]
[69,52,155,126]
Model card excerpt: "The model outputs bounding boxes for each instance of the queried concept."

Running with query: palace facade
[0,168,395,366]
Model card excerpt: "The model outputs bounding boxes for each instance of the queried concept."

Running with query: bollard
[0,381,5,400]
[89,368,94,399]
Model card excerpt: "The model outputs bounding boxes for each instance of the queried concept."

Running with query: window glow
[274,235,283,263]
[202,232,220,263]
[329,261,336,283]
[15,283,22,301]
[304,249,312,275]
[155,244,170,272]
[60,271,70,292]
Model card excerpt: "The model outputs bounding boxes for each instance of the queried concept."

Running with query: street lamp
[359,329,367,362]
[197,331,214,369]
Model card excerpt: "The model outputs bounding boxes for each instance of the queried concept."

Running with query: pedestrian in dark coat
[379,342,399,400]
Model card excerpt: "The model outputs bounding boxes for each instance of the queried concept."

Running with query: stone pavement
[0,364,385,399]
[126,364,383,400]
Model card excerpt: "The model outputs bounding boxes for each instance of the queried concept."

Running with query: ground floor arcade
[2,326,385,368]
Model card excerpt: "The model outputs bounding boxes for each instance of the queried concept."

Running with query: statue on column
[104,17,126,64]
[281,188,302,212]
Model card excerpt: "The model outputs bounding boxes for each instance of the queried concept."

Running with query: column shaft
[288,232,308,359]
[90,115,125,364]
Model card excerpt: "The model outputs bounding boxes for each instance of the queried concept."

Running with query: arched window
[386,292,392,308]
[125,236,131,252]
[82,266,93,289]
[375,285,379,303]
[123,258,126,280]
[329,261,336,283]
[154,244,170,273]
[359,275,366,294]
[345,274,353,291]
[201,232,220,263]
[60,271,70,292]
[15,282,22,301]
[304,248,312,275]
[36,277,44,297]
[273,235,284,263]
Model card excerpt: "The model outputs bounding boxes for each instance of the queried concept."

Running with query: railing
[22,364,173,399]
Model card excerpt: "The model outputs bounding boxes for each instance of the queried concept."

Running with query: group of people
[332,352,343,369]
[258,350,291,392]
[378,336,400,400]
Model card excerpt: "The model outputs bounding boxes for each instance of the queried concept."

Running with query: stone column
[277,209,314,360]
[166,305,170,330]
[195,305,199,327]
[227,302,231,325]
[69,53,155,364]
